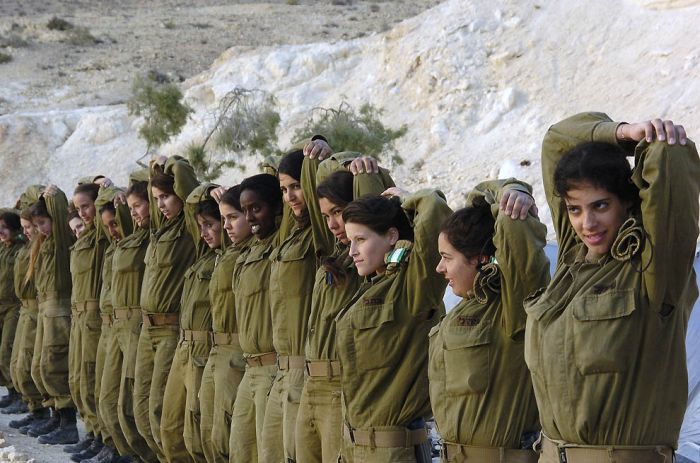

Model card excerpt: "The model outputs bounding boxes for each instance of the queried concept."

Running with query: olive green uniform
[428,180,549,463]
[95,186,136,457]
[524,112,700,462]
[11,240,44,411]
[199,234,252,463]
[0,236,24,397]
[336,189,451,463]
[295,154,395,463]
[161,184,219,463]
[228,228,281,463]
[111,223,156,462]
[35,188,75,409]
[134,156,198,461]
[69,220,108,437]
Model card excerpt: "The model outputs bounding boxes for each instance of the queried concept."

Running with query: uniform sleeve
[301,156,335,258]
[19,185,45,211]
[541,112,623,262]
[45,188,73,250]
[631,139,700,313]
[471,181,550,337]
[402,189,453,316]
[185,183,217,256]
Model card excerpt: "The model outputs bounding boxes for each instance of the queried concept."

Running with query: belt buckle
[145,313,155,326]
[558,447,567,463]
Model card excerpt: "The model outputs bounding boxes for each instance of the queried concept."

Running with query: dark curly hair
[440,198,495,258]
[342,194,413,242]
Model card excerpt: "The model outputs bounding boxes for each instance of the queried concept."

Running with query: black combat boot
[82,444,115,463]
[1,395,29,414]
[27,406,60,437]
[0,389,17,408]
[64,431,95,454]
[38,407,79,445]
[69,435,103,461]
[9,407,50,429]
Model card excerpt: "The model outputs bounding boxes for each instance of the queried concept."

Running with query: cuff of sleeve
[592,121,622,145]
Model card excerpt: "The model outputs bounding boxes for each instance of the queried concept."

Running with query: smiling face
[152,186,183,220]
[345,222,397,276]
[69,216,85,238]
[319,197,348,245]
[101,209,123,242]
[20,218,35,241]
[0,220,13,243]
[73,192,97,224]
[197,213,222,249]
[239,189,277,239]
[127,193,150,229]
[436,232,483,298]
[279,173,306,217]
[564,181,630,260]
[219,202,251,245]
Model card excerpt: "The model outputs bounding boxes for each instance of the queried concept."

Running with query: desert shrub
[47,17,74,31]
[294,102,406,165]
[0,52,11,64]
[187,88,280,181]
[65,27,98,45]
[127,74,192,151]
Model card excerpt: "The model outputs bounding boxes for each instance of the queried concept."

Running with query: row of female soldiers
[0,111,697,463]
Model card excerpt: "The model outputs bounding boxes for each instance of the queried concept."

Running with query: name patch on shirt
[456,316,480,327]
[363,297,384,306]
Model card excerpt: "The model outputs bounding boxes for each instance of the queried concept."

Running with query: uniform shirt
[14,243,36,301]
[35,189,73,300]
[209,236,253,334]
[234,229,280,356]
[0,238,24,307]
[111,227,149,310]
[98,242,116,315]
[179,248,216,332]
[336,189,452,429]
[70,224,108,307]
[428,180,549,448]
[525,112,700,447]
[269,225,315,357]
[140,212,196,314]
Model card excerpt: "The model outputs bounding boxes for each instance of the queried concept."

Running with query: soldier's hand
[210,186,228,203]
[153,154,168,166]
[43,184,58,197]
[303,139,333,160]
[381,187,407,199]
[349,156,379,175]
[500,189,537,220]
[113,191,127,207]
[95,177,113,188]
[617,119,688,145]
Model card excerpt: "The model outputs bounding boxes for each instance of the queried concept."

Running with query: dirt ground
[0,0,440,115]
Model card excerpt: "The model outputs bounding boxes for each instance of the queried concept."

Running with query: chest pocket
[114,239,146,274]
[154,232,181,269]
[272,237,313,297]
[351,303,396,372]
[442,318,491,395]
[238,249,270,297]
[571,288,639,375]
[70,238,94,276]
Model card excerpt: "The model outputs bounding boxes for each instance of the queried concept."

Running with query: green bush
[187,88,280,181]
[0,52,11,64]
[47,17,74,31]
[294,102,407,165]
[127,75,192,150]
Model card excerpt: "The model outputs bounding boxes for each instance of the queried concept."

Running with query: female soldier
[67,180,109,453]
[161,184,221,463]
[133,156,198,461]
[295,150,394,463]
[111,177,157,463]
[337,187,451,462]
[0,210,26,413]
[29,185,78,445]
[261,149,321,462]
[199,185,253,463]
[428,180,548,462]
[228,173,283,463]
[9,195,49,431]
[525,113,699,462]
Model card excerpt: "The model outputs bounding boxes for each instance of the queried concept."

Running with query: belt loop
[327,359,333,380]
[404,427,411,448]
[209,331,215,346]
[558,447,567,463]
[304,360,310,376]
[499,447,505,463]
[368,427,376,450]
[440,441,448,460]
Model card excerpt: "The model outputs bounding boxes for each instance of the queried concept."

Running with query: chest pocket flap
[279,236,312,262]
[351,303,394,329]
[572,288,635,321]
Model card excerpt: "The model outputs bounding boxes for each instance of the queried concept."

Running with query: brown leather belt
[113,307,140,320]
[180,329,210,343]
[277,354,305,370]
[101,314,113,326]
[306,360,341,378]
[344,424,427,448]
[211,332,239,346]
[541,434,674,463]
[142,312,179,327]
[443,442,538,463]
[74,300,100,312]
[244,352,277,368]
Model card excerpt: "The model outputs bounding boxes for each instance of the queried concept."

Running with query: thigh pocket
[443,322,491,395]
[352,303,396,372]
[571,289,639,375]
